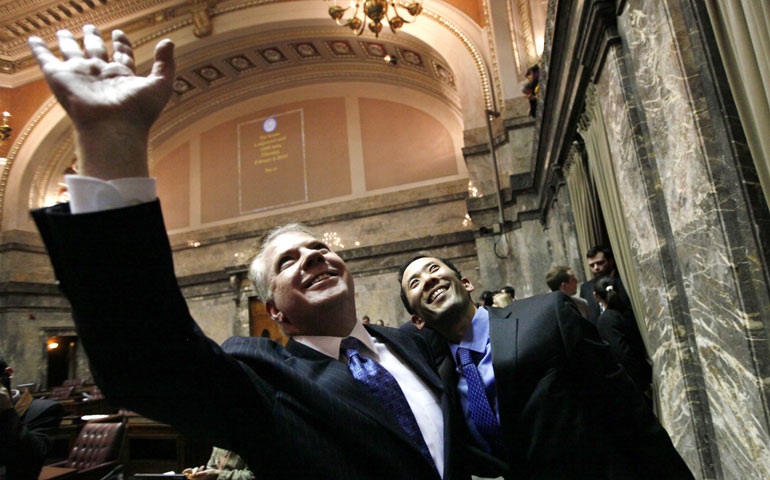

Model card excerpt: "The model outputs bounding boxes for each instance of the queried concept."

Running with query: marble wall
[580,0,770,477]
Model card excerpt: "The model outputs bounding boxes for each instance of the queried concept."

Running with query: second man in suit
[399,255,693,479]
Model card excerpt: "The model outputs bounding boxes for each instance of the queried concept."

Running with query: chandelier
[328,0,423,37]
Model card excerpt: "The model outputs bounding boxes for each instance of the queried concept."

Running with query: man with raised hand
[399,255,693,479]
[28,26,467,480]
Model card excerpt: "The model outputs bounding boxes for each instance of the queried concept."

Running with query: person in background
[579,246,633,325]
[362,315,370,325]
[523,65,540,117]
[479,291,494,309]
[499,286,515,302]
[593,277,652,398]
[184,447,255,480]
[545,265,588,319]
[0,356,64,480]
[491,292,511,308]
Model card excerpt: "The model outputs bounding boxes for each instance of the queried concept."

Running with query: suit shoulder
[222,336,287,359]
[505,291,566,310]
[372,324,428,348]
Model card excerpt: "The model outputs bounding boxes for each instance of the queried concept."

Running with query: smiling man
[398,255,693,479]
[27,26,469,480]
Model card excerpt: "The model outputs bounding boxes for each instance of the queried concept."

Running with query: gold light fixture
[0,112,11,143]
[328,0,423,37]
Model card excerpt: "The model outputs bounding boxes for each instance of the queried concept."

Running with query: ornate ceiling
[0,0,548,233]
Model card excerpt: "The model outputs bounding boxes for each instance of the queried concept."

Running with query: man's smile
[305,271,336,288]
[428,285,448,304]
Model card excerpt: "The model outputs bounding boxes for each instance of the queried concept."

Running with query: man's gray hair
[249,223,317,302]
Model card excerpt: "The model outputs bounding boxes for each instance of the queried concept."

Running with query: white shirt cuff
[65,175,157,214]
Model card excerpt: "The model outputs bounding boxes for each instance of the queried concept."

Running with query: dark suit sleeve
[597,310,652,391]
[31,201,275,454]
[0,400,63,477]
[597,310,633,365]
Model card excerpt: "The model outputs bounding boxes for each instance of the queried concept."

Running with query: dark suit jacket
[579,273,633,325]
[32,201,467,480]
[0,398,64,479]
[408,292,692,479]
[597,309,652,393]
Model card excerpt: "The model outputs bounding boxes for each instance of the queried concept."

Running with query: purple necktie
[340,337,435,468]
[456,347,503,454]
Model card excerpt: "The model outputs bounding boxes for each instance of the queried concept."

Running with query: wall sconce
[0,112,11,143]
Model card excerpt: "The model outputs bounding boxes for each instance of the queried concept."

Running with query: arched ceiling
[0,0,549,232]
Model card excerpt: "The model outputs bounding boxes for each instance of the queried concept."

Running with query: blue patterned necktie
[456,347,504,453]
[340,337,435,468]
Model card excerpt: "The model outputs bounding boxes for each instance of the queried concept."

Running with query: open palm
[28,25,174,132]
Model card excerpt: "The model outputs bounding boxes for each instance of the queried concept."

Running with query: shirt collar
[293,321,378,360]
[449,307,489,358]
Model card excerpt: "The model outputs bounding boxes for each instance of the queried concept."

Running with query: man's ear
[4,367,12,378]
[266,301,298,336]
[265,301,283,323]
[462,277,474,293]
[411,315,426,330]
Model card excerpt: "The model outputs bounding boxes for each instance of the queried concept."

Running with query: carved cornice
[482,0,504,112]
[505,0,523,75]
[0,0,183,69]
[517,0,538,69]
[421,8,493,110]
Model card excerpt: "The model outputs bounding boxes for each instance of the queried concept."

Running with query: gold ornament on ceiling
[0,112,11,143]
[328,0,423,37]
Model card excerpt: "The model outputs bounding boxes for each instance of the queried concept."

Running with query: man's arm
[28,27,275,457]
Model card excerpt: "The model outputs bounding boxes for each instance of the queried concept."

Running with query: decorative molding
[0,96,59,232]
[482,0,504,112]
[29,128,75,210]
[518,0,538,68]
[563,140,582,173]
[505,0,523,76]
[0,0,179,58]
[421,8,493,110]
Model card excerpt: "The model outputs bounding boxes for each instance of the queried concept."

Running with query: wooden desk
[123,415,210,475]
[38,466,77,480]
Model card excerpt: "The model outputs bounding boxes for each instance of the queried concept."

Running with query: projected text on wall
[238,109,307,213]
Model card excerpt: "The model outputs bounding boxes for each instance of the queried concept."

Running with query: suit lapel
[488,305,519,453]
[367,325,444,393]
[285,336,424,452]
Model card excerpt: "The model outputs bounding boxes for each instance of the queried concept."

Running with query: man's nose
[300,249,325,270]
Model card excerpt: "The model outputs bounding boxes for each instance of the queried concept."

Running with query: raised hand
[28,25,175,179]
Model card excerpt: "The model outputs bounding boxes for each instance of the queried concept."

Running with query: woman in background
[593,277,652,398]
